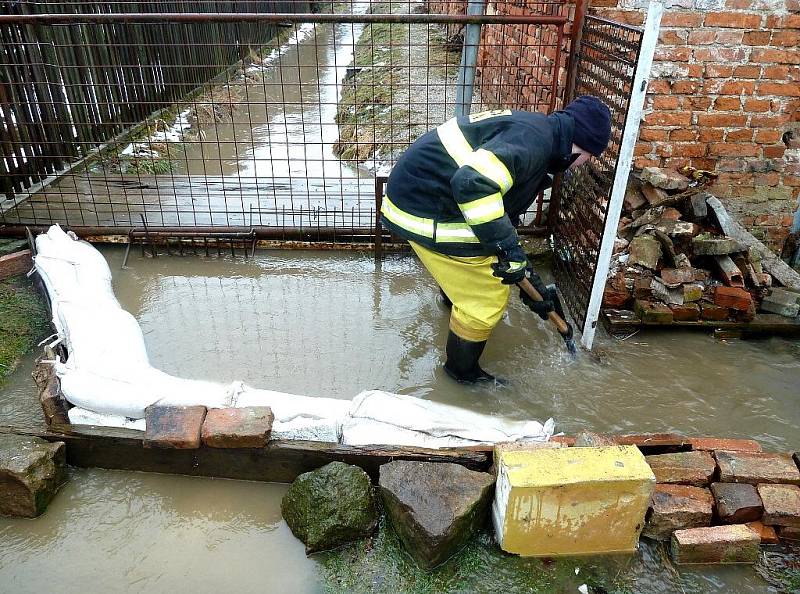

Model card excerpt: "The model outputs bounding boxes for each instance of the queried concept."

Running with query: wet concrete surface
[1,247,799,592]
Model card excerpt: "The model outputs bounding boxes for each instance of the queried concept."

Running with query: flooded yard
[1,246,798,592]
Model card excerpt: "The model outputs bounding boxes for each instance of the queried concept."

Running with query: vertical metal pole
[455,0,486,117]
[580,1,663,350]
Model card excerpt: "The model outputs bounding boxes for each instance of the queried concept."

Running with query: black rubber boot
[438,288,453,309]
[443,330,504,385]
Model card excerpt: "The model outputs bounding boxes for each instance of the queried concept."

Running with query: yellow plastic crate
[492,444,656,556]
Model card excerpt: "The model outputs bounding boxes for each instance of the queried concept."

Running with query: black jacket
[382,110,576,257]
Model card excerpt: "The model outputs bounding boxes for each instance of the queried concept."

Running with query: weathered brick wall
[592,0,800,250]
[427,0,800,251]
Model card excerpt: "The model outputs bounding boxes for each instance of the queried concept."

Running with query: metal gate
[551,3,661,348]
[0,1,568,238]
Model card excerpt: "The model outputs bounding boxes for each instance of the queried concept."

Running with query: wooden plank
[604,310,800,336]
[0,425,491,483]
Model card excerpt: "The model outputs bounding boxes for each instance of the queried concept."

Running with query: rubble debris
[714,256,745,287]
[760,288,800,317]
[711,483,763,524]
[641,166,690,191]
[634,300,673,324]
[643,484,714,541]
[628,235,662,270]
[713,287,753,312]
[692,235,745,256]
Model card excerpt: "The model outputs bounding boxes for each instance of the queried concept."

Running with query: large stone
[282,462,378,554]
[643,484,714,541]
[692,235,745,256]
[646,451,716,486]
[0,434,66,518]
[379,461,494,569]
[711,483,763,523]
[201,406,274,448]
[641,166,690,191]
[144,405,207,449]
[715,451,800,485]
[670,525,760,565]
[628,235,662,269]
[757,484,800,528]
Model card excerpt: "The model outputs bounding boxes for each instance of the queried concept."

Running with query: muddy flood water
[1,246,799,593]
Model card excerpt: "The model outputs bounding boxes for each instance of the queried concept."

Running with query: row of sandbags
[35,225,554,447]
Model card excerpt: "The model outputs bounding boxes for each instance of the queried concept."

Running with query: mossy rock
[0,434,67,518]
[281,461,378,554]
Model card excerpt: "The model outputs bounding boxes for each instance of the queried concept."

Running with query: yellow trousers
[409,241,510,342]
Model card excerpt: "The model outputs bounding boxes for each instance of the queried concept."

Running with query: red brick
[635,142,653,156]
[751,113,791,127]
[752,171,780,186]
[733,64,761,78]
[693,47,747,63]
[746,521,779,545]
[719,81,757,95]
[640,128,670,142]
[700,302,731,320]
[710,143,760,157]
[697,113,748,127]
[743,98,771,112]
[766,14,800,29]
[704,12,761,28]
[659,29,689,45]
[752,48,800,64]
[742,30,771,45]
[655,47,692,62]
[635,157,661,169]
[670,303,702,321]
[662,13,704,27]
[669,128,698,141]
[594,9,644,25]
[648,80,671,94]
[644,112,692,126]
[717,158,748,172]
[714,30,744,45]
[758,484,800,528]
[144,405,207,449]
[686,96,713,111]
[201,406,274,448]
[714,286,754,309]
[762,65,790,80]
[764,145,787,159]
[759,82,800,97]
[670,525,760,565]
[688,437,762,453]
[725,0,751,7]
[646,451,716,486]
[705,64,734,78]
[715,451,800,485]
[755,129,783,144]
[644,485,714,541]
[687,30,715,45]
[687,64,704,77]
[714,97,741,111]
[772,30,800,47]
[653,95,681,110]
[711,483,764,523]
[671,80,700,94]
[0,249,32,280]
[726,128,753,142]
[672,142,708,157]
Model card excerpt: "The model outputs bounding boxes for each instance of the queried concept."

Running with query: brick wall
[592,0,800,251]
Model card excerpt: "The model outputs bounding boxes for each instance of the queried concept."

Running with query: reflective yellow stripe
[463,149,513,194]
[459,193,505,225]
[467,109,512,123]
[437,118,513,194]
[436,118,472,167]
[381,195,434,238]
[436,222,481,243]
[507,260,527,272]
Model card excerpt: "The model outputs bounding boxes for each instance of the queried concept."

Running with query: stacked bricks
[590,0,800,252]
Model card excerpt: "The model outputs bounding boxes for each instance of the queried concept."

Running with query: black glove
[491,245,529,285]
[519,269,555,320]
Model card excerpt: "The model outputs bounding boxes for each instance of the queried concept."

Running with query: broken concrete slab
[282,461,378,554]
[641,166,690,191]
[643,484,714,541]
[670,525,760,565]
[692,235,745,256]
[380,461,494,569]
[0,434,66,518]
[201,406,274,448]
[760,288,800,317]
[646,451,716,486]
[144,405,207,449]
[628,235,662,269]
[757,484,800,528]
[715,451,800,485]
[711,483,763,524]
[642,184,671,206]
[688,194,708,220]
[651,278,684,305]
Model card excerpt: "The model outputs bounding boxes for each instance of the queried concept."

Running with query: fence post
[579,1,663,350]
[454,0,486,117]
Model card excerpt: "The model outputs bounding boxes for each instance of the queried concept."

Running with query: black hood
[546,111,576,174]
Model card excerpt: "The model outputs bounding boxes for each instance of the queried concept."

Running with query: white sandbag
[342,390,554,447]
[235,386,350,423]
[35,256,119,313]
[36,225,112,278]
[58,365,232,418]
[56,302,149,373]
[68,406,146,431]
[271,418,341,442]
[341,418,487,449]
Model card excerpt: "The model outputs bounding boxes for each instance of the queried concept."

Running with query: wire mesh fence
[550,14,643,332]
[1,1,570,233]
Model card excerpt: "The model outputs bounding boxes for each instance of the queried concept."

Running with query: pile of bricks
[642,442,800,564]
[602,166,800,324]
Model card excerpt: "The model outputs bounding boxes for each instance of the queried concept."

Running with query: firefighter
[381,96,612,383]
